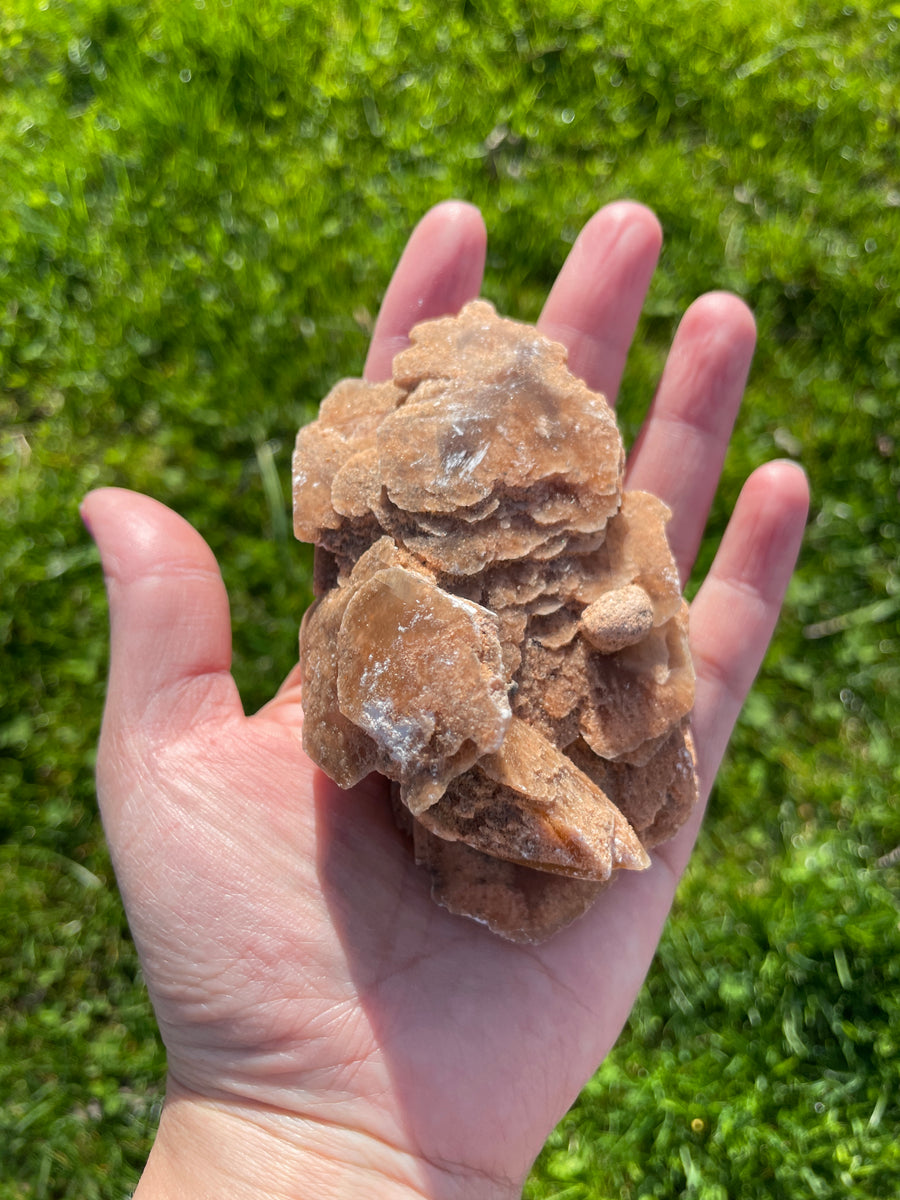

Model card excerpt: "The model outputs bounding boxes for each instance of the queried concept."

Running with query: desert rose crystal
[293,301,698,941]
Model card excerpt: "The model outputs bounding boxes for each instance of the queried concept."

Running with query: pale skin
[81,200,810,1199]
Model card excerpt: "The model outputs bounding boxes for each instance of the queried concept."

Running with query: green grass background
[2,0,899,1195]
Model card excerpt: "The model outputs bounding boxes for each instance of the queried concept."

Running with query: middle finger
[538,200,663,403]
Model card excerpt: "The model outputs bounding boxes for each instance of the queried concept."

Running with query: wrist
[133,1081,518,1200]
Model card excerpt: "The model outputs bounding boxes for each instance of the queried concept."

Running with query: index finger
[364,201,487,382]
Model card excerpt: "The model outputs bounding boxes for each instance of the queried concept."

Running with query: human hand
[82,200,809,1199]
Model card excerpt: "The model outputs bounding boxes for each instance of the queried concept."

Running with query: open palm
[83,201,808,1199]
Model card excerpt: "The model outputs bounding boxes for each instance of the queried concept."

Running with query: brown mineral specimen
[336,564,511,813]
[581,584,654,653]
[294,300,699,942]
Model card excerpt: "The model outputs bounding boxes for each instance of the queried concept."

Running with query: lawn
[1,1,899,1196]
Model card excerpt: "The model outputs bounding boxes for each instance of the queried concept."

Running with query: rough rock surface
[293,300,699,942]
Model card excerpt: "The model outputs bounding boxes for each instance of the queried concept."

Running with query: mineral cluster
[293,301,698,942]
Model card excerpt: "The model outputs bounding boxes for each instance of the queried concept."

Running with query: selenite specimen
[293,301,698,942]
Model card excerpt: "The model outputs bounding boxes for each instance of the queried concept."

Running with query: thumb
[81,488,241,739]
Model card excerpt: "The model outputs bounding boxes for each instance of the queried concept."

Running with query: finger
[538,201,663,402]
[364,200,487,382]
[689,459,809,799]
[254,661,304,728]
[81,488,241,735]
[626,291,758,581]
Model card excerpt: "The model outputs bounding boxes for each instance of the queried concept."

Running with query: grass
[2,0,899,1195]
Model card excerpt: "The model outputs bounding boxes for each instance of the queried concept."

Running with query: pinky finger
[688,460,810,804]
